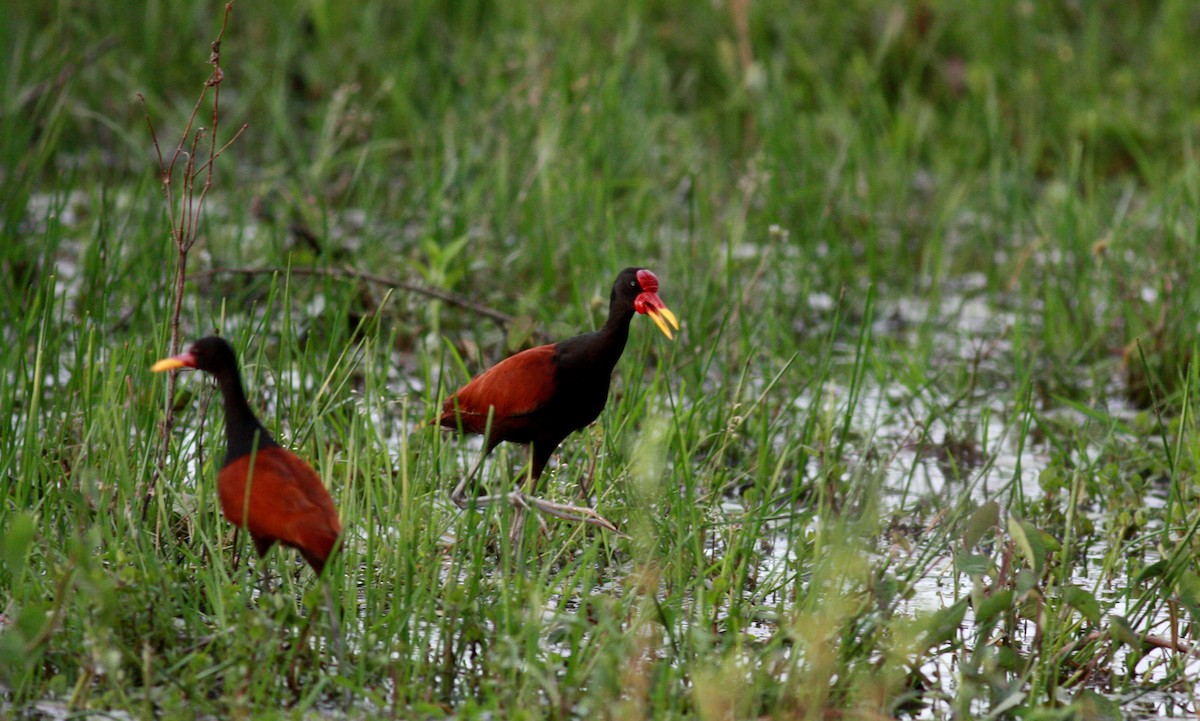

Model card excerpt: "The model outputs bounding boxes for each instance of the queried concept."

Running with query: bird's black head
[151,335,240,375]
[610,267,679,339]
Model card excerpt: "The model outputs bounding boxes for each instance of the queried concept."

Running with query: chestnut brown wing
[217,447,342,572]
[439,344,560,435]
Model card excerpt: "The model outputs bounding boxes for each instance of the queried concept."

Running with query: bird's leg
[508,452,551,544]
[288,604,318,694]
[507,450,535,543]
[467,485,622,535]
[449,443,491,509]
[578,435,600,503]
[254,560,274,601]
[322,582,347,673]
[506,487,548,544]
[515,445,624,536]
[251,536,277,600]
[516,494,625,535]
[449,446,546,539]
[452,443,621,536]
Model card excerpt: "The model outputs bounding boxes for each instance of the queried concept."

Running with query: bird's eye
[630,281,636,287]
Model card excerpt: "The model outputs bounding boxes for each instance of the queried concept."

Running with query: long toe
[521,494,624,535]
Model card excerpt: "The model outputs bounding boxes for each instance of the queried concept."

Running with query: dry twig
[141,2,247,521]
[190,265,534,335]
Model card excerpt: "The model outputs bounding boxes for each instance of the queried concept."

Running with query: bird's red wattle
[634,293,665,315]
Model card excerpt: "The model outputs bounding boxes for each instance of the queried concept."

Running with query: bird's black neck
[581,299,635,371]
[555,295,638,376]
[213,366,278,465]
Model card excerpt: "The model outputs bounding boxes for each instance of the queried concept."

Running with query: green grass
[5,0,1200,718]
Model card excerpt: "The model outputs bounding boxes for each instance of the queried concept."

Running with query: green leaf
[1035,524,1062,554]
[985,688,1027,718]
[15,600,50,638]
[1038,464,1066,493]
[1109,615,1139,648]
[1134,559,1168,584]
[1008,519,1059,575]
[919,598,969,651]
[961,500,999,549]
[1014,569,1039,596]
[1175,570,1200,610]
[1021,708,1074,721]
[1,513,35,575]
[1071,689,1120,721]
[1008,516,1044,574]
[954,551,995,578]
[0,624,29,673]
[1064,586,1100,625]
[974,589,1014,631]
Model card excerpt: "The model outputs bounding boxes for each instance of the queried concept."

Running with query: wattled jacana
[438,267,679,533]
[152,336,342,574]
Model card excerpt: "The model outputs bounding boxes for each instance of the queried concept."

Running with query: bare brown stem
[189,265,538,336]
[192,123,249,180]
[142,2,243,522]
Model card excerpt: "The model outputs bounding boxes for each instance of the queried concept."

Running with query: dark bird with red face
[152,336,342,574]
[438,267,679,533]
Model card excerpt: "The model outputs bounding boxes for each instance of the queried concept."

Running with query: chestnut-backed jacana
[438,267,679,533]
[151,336,342,574]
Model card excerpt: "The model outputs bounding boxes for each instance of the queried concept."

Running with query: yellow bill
[150,352,195,373]
[646,305,680,340]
